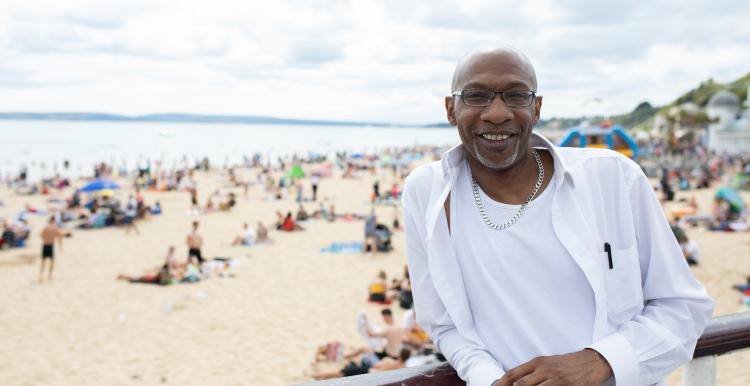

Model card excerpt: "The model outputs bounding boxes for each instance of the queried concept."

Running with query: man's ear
[533,95,543,125]
[445,96,457,126]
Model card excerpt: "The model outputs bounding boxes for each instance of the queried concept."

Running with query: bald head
[451,47,537,92]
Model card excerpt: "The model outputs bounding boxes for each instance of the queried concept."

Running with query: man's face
[446,52,542,171]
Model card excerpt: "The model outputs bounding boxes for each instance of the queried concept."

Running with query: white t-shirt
[682,240,699,262]
[244,227,256,244]
[452,159,595,371]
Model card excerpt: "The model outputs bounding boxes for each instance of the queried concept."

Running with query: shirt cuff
[467,361,504,386]
[587,332,639,385]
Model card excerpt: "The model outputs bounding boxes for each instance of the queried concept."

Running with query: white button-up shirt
[402,133,714,386]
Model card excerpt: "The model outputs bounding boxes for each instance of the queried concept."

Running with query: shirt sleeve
[588,171,714,385]
[402,180,505,386]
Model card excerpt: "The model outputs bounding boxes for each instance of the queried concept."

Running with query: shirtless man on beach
[186,221,204,264]
[39,216,63,282]
[364,308,406,360]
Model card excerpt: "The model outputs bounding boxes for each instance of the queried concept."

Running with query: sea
[0,120,460,181]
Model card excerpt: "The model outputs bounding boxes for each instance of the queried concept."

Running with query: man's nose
[479,94,513,124]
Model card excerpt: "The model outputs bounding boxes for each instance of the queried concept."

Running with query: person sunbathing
[231,223,255,246]
[310,348,411,380]
[219,193,236,211]
[277,211,305,231]
[402,308,432,351]
[255,221,272,243]
[368,271,388,302]
[311,203,328,220]
[296,205,310,221]
[117,265,171,285]
[117,246,183,285]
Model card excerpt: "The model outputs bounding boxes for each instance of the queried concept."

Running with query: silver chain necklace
[471,149,544,230]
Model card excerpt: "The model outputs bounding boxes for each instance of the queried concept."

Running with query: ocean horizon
[1,120,460,181]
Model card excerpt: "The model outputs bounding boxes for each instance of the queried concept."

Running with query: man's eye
[505,91,529,102]
[464,91,490,101]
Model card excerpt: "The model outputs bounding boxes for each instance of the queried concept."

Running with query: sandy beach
[1,157,750,386]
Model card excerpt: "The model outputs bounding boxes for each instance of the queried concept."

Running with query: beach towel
[320,241,364,253]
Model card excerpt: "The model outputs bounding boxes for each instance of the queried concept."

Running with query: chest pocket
[603,244,644,324]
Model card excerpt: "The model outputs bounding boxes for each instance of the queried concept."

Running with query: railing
[298,312,750,386]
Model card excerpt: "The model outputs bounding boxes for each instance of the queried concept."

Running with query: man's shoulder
[403,160,442,196]
[406,160,442,184]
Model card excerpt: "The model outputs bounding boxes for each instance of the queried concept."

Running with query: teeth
[481,133,511,141]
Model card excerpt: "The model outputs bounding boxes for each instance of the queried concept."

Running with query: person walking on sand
[186,221,204,265]
[311,173,320,201]
[39,216,64,282]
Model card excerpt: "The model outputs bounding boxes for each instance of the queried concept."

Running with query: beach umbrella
[287,164,305,179]
[715,187,745,212]
[80,178,120,192]
[97,189,115,197]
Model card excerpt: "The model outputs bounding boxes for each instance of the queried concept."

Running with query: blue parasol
[80,179,120,192]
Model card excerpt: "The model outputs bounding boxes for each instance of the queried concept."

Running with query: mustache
[471,126,520,134]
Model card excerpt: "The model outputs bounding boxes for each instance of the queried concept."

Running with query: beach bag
[399,290,413,310]
[374,224,393,252]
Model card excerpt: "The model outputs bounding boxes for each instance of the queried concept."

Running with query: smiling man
[402,47,714,386]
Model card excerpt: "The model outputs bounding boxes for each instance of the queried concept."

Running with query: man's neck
[467,148,549,205]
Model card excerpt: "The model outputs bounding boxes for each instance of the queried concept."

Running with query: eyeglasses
[452,89,536,108]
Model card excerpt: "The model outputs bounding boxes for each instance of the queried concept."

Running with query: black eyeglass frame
[451,89,537,108]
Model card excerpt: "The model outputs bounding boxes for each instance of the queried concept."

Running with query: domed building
[707,88,750,153]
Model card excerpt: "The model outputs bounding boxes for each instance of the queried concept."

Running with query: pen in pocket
[604,242,613,269]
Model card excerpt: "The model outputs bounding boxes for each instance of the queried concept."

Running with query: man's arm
[57,230,63,252]
[496,166,713,386]
[362,316,384,338]
[586,170,714,385]
[403,186,505,386]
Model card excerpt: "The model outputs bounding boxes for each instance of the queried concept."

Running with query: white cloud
[0,0,748,123]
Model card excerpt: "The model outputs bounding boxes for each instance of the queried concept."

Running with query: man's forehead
[452,50,537,90]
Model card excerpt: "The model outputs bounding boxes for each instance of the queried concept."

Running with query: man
[311,347,411,380]
[186,221,204,265]
[311,174,320,201]
[364,308,407,360]
[402,47,714,386]
[364,210,378,254]
[39,216,64,282]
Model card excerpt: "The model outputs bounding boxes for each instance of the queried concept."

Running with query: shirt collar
[440,131,576,188]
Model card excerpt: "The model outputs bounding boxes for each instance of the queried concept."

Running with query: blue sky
[1,0,749,124]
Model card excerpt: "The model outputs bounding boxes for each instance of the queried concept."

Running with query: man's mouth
[478,133,515,142]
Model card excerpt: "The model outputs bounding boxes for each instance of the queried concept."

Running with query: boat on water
[159,129,176,138]
[559,123,639,159]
